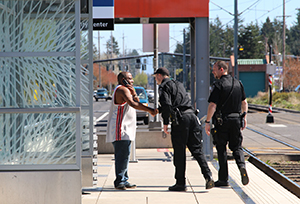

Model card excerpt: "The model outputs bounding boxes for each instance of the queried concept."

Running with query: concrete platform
[82,148,300,204]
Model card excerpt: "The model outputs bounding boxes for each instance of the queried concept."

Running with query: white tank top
[106,85,137,143]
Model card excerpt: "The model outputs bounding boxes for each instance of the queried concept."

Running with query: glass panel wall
[0,0,81,170]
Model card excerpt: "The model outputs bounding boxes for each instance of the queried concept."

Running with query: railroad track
[243,126,300,198]
[248,103,300,114]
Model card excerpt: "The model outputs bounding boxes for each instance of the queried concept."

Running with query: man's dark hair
[215,61,228,72]
[117,71,127,84]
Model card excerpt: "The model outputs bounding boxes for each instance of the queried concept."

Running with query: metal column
[190,21,196,108]
[195,17,213,160]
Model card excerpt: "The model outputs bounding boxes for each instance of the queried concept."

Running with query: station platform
[82,148,299,204]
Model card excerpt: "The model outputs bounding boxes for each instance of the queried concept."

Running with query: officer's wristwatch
[205,120,210,124]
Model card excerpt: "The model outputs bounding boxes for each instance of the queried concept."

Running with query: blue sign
[93,0,114,30]
[93,0,113,7]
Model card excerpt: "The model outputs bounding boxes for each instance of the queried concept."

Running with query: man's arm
[241,99,248,113]
[117,86,156,116]
[206,102,217,122]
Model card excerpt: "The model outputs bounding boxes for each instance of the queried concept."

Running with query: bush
[248,92,300,111]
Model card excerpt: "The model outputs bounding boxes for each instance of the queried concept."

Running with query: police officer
[205,61,249,187]
[153,67,214,191]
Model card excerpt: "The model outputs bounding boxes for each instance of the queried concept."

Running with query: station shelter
[0,0,211,203]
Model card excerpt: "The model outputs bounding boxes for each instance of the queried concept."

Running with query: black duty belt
[225,113,240,118]
[182,109,194,114]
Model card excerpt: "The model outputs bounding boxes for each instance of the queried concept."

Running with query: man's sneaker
[214,180,229,187]
[115,184,126,190]
[240,167,249,185]
[168,184,187,191]
[125,183,137,189]
[205,177,215,189]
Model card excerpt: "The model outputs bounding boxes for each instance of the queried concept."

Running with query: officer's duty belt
[225,113,240,118]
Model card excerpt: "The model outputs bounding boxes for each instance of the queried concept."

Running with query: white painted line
[96,111,109,122]
[267,124,287,127]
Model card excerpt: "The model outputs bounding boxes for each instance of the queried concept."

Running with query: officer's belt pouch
[170,108,182,126]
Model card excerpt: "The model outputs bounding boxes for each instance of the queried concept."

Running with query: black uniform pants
[214,117,245,182]
[171,112,212,185]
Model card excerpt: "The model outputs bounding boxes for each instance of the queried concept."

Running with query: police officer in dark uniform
[205,61,249,187]
[153,67,214,191]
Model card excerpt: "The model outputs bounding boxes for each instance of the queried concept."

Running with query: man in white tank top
[106,72,157,190]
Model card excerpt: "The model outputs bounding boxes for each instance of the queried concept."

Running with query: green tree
[210,17,224,57]
[105,36,120,56]
[134,72,148,87]
[223,25,234,57]
[81,32,98,60]
[287,10,300,56]
[261,17,275,46]
[163,27,190,83]
[125,49,139,77]
[238,23,264,59]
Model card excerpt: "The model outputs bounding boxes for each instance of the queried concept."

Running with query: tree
[210,17,224,57]
[133,72,148,87]
[223,25,234,57]
[287,10,300,56]
[261,17,275,55]
[81,32,98,60]
[125,49,139,77]
[283,58,300,90]
[105,36,120,56]
[238,23,264,59]
[261,17,275,46]
[92,63,117,90]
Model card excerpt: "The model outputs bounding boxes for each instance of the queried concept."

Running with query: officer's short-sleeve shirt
[208,75,246,114]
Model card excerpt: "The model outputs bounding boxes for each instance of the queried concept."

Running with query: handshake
[149,108,159,117]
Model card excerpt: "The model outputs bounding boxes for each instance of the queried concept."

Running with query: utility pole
[282,0,286,90]
[153,24,159,122]
[234,0,238,79]
[122,32,125,71]
[110,32,113,94]
[183,29,186,89]
[98,31,101,88]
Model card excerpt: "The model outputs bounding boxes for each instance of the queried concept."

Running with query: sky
[93,0,299,74]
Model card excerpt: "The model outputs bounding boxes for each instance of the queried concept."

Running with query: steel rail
[246,127,300,151]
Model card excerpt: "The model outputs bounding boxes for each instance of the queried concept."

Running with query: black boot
[240,167,249,185]
[168,184,187,191]
[205,176,215,189]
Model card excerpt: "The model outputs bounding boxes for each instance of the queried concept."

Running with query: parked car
[295,85,300,93]
[94,88,111,101]
[134,86,149,125]
[146,89,154,103]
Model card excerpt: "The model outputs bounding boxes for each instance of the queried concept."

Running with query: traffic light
[239,45,244,52]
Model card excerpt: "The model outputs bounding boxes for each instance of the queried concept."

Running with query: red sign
[115,0,209,18]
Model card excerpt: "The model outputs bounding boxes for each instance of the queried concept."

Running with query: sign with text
[93,0,114,30]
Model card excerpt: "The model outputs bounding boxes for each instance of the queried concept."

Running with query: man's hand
[205,123,211,136]
[126,85,136,96]
[149,108,159,117]
[163,124,169,135]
